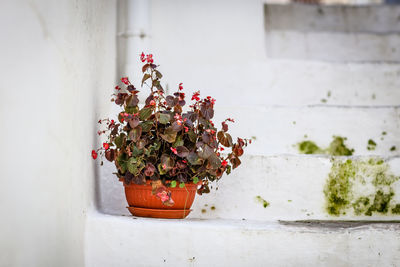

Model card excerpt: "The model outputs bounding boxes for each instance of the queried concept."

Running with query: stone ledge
[98,155,400,221]
[85,211,400,267]
[264,3,400,34]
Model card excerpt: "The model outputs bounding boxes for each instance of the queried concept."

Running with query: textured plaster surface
[86,212,400,267]
[0,0,116,266]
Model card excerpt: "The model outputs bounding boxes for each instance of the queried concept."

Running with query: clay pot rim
[118,177,201,187]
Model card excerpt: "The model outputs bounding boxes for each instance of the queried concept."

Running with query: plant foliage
[92,53,250,203]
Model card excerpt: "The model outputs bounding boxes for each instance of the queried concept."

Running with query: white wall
[0,1,116,266]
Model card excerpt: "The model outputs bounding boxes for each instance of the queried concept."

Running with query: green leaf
[158,113,171,124]
[155,70,163,79]
[179,182,185,188]
[192,176,199,184]
[127,157,138,175]
[119,161,127,174]
[157,163,167,175]
[139,108,152,120]
[173,135,184,148]
[170,181,177,188]
[160,127,177,143]
[141,74,151,86]
[128,126,142,142]
[125,106,136,114]
[226,165,232,175]
[131,146,143,157]
[140,121,153,132]
[187,130,197,143]
[187,152,203,165]
[160,154,175,171]
[127,157,144,176]
[114,133,126,148]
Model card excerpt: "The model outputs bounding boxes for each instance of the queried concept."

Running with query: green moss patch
[298,136,354,156]
[324,158,400,216]
[367,139,377,151]
[255,196,270,208]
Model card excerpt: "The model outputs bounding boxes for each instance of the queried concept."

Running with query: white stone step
[85,212,400,267]
[212,105,400,156]
[265,31,400,63]
[98,155,400,221]
[264,4,400,34]
[149,60,400,107]
[190,155,400,221]
[264,4,400,62]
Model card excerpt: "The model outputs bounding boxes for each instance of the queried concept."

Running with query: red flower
[219,147,224,151]
[150,100,156,106]
[103,143,109,150]
[179,83,183,90]
[115,86,121,90]
[184,126,189,133]
[91,150,98,160]
[146,54,153,64]
[182,160,187,163]
[121,77,130,85]
[110,119,115,125]
[140,52,146,62]
[227,118,235,123]
[221,160,228,167]
[171,147,178,155]
[191,91,200,101]
[179,92,185,100]
[156,191,170,202]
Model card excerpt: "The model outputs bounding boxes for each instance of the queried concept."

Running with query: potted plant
[92,53,250,218]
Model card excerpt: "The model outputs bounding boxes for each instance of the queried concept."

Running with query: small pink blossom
[171,147,178,155]
[156,191,170,202]
[121,77,130,85]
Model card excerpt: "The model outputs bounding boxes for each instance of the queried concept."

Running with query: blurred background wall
[0,1,116,266]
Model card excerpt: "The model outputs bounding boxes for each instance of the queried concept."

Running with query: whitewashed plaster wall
[0,1,116,266]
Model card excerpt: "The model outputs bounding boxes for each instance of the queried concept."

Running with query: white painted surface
[91,1,400,265]
[1,0,399,266]
[86,212,400,267]
[265,31,400,62]
[98,155,400,220]
[0,0,116,266]
[212,106,400,156]
[147,60,400,107]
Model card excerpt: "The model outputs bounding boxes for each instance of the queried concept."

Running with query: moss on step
[255,196,270,208]
[297,136,354,156]
[324,158,400,216]
[327,136,354,156]
[367,139,377,150]
[298,140,322,154]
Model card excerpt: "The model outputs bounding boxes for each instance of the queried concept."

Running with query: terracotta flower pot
[122,180,199,219]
